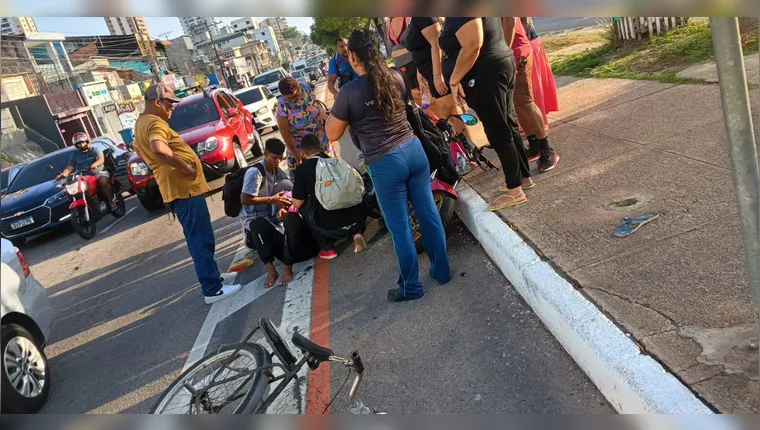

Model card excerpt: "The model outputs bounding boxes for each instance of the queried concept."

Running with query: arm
[326,115,349,143]
[276,111,302,164]
[57,164,75,180]
[327,74,339,96]
[90,155,105,171]
[421,20,447,95]
[150,139,196,179]
[292,198,305,211]
[449,19,484,88]
[326,88,350,142]
[502,17,516,47]
[241,193,274,206]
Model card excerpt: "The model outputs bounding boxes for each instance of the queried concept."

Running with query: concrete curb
[456,182,712,414]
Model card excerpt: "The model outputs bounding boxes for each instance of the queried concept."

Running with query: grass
[541,31,606,53]
[550,21,757,84]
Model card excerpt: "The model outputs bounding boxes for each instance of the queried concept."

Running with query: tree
[282,27,302,41]
[310,17,373,52]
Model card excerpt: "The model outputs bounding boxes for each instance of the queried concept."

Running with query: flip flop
[499,179,535,192]
[613,213,660,237]
[488,193,527,211]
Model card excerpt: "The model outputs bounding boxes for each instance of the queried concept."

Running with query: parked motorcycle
[63,155,126,240]
[428,112,499,174]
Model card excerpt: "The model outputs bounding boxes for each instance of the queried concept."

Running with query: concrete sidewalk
[463,77,759,413]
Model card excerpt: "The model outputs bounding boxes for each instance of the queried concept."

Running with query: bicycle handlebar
[350,351,364,374]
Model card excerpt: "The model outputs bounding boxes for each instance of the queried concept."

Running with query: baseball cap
[144,83,181,103]
[278,77,300,96]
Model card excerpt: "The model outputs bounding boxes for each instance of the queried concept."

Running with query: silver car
[1,237,55,413]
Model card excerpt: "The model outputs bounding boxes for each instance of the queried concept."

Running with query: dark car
[0,142,130,245]
[1,164,25,195]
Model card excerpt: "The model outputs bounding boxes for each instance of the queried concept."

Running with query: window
[221,92,241,112]
[167,98,221,131]
[216,94,232,119]
[235,88,263,105]
[246,20,250,24]
[7,150,73,193]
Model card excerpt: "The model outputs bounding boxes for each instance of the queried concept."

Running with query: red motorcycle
[63,156,126,239]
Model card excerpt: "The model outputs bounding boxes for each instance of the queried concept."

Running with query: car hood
[178,122,220,146]
[243,101,266,112]
[1,180,62,215]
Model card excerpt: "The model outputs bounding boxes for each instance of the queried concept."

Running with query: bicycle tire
[151,343,271,414]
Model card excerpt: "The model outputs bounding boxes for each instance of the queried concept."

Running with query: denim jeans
[169,195,223,297]
[367,137,451,299]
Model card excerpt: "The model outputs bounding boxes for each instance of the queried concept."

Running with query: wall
[0,96,61,151]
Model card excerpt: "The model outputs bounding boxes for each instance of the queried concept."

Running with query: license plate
[10,216,34,230]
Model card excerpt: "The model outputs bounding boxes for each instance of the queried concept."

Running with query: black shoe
[387,289,423,303]
[527,144,540,163]
[538,150,559,173]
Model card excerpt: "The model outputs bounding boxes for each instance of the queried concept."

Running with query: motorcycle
[427,112,499,175]
[63,155,126,240]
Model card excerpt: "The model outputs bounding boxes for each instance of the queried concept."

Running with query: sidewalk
[463,77,759,413]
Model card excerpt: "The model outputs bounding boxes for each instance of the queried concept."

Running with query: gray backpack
[314,158,365,210]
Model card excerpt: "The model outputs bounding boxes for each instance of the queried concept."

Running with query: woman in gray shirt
[326,30,451,303]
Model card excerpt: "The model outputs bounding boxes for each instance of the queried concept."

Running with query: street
[19,84,612,414]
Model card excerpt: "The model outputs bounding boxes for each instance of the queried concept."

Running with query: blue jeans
[169,195,223,297]
[367,137,451,299]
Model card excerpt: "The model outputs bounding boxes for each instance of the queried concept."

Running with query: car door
[219,92,249,149]
[226,92,254,136]
[262,87,277,114]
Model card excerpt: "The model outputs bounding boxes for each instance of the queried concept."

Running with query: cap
[278,77,300,96]
[145,83,181,103]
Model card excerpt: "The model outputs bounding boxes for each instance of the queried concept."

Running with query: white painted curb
[456,182,712,414]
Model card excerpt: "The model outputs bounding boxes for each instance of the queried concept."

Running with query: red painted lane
[306,257,331,413]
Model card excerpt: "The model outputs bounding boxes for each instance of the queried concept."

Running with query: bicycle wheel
[151,343,271,414]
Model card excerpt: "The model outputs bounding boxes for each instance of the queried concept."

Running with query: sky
[33,17,314,40]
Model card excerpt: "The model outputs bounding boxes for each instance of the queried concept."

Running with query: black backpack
[222,162,265,218]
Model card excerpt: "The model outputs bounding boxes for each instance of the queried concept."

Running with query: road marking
[99,206,136,236]
[227,235,255,272]
[306,257,331,413]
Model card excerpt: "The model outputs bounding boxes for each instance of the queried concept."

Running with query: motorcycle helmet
[72,132,90,150]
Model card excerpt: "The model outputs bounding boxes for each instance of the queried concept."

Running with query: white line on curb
[99,206,136,236]
[456,182,713,414]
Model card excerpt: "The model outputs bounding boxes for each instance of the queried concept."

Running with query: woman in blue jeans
[326,30,450,302]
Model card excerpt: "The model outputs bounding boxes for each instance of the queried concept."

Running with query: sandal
[488,192,527,211]
[499,178,535,193]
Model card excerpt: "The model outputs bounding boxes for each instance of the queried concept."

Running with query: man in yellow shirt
[133,84,242,304]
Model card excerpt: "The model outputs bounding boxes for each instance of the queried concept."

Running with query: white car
[1,238,55,413]
[252,67,290,98]
[234,85,279,133]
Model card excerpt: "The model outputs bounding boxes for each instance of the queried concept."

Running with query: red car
[128,87,264,211]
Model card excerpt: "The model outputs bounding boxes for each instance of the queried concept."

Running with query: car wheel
[137,192,164,212]
[233,142,248,171]
[251,129,264,158]
[1,324,51,414]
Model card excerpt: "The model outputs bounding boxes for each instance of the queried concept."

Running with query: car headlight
[45,190,68,205]
[255,107,268,116]
[130,161,150,176]
[197,136,219,156]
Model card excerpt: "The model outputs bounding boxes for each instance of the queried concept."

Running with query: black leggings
[247,214,319,266]
[463,56,531,189]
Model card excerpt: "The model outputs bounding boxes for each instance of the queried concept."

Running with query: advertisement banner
[82,82,112,106]
[126,83,143,100]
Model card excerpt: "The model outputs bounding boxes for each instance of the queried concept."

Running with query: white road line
[99,207,137,236]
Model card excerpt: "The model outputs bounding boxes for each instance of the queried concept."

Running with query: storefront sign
[126,83,143,100]
[82,82,112,106]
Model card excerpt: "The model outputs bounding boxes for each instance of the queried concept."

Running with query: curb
[456,182,712,414]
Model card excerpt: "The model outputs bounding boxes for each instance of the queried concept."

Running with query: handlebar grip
[351,350,364,374]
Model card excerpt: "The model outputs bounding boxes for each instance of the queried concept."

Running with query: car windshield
[168,98,220,132]
[235,88,264,105]
[7,151,72,192]
[254,71,283,86]
[292,70,305,78]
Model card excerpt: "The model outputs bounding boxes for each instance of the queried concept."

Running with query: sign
[81,82,112,106]
[103,103,118,113]
[126,83,143,100]
[184,75,195,88]
[117,103,135,115]
[118,111,137,130]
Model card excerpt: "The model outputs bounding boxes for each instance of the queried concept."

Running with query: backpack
[222,163,265,218]
[314,157,365,211]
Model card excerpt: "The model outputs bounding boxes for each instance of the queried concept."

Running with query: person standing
[440,17,533,211]
[522,17,560,124]
[502,17,559,173]
[327,37,358,97]
[133,83,242,304]
[326,30,451,303]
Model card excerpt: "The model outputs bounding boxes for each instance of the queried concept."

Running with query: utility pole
[274,17,291,66]
[198,18,227,83]
[136,23,160,80]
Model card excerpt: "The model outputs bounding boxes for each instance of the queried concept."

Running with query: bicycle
[151,318,380,414]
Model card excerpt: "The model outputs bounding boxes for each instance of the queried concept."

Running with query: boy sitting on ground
[291,133,369,259]
[241,138,320,287]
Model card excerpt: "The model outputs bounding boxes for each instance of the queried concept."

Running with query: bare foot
[264,265,279,288]
[280,265,294,286]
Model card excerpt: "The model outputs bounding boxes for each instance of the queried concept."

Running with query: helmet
[72,132,90,151]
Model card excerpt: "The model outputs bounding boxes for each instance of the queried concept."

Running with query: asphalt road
[18,83,613,414]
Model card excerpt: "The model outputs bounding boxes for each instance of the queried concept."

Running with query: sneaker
[538,150,559,173]
[353,233,369,254]
[527,144,540,163]
[220,272,238,284]
[387,288,423,303]
[205,284,242,304]
[319,249,338,260]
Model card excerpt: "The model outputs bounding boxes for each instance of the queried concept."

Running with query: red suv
[128,87,264,211]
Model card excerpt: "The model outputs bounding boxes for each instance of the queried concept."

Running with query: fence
[613,17,690,41]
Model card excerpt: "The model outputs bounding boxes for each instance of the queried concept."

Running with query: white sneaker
[205,284,242,304]
[220,272,239,284]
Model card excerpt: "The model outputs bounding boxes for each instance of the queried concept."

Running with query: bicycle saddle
[291,332,333,359]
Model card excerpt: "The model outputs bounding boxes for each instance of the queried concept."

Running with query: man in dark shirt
[57,132,117,211]
[292,134,368,259]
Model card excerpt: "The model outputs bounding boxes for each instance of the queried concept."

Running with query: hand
[434,75,449,96]
[90,163,98,171]
[180,163,197,179]
[270,192,292,209]
[291,151,303,167]
[276,208,288,219]
[56,174,65,181]
[450,82,467,112]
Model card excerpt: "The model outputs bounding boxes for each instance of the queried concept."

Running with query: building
[1,17,38,36]
[104,17,149,37]
[219,40,273,78]
[62,34,169,76]
[180,17,219,39]
[165,36,206,75]
[258,17,287,32]
[231,17,259,32]
[253,27,280,57]
[2,33,76,94]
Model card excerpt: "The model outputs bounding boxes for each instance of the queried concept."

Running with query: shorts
[96,171,111,180]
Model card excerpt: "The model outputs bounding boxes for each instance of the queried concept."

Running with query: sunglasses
[160,99,178,110]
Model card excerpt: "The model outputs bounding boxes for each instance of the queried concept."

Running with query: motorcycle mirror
[459,114,478,126]
[47,165,55,171]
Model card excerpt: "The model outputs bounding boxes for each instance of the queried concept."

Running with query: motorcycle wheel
[111,193,127,218]
[70,208,97,240]
[411,191,457,254]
